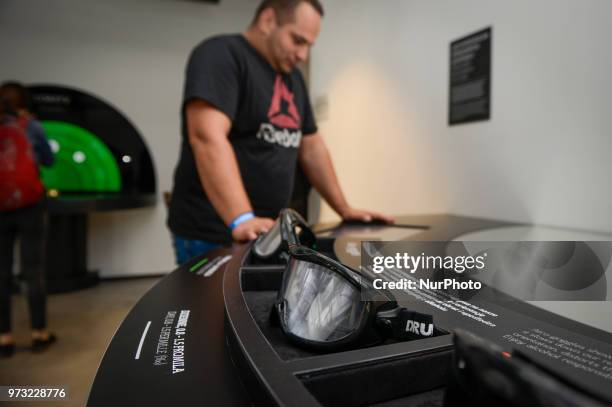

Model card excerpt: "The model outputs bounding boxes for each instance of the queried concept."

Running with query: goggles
[252,208,317,262]
[255,208,438,351]
[270,243,437,351]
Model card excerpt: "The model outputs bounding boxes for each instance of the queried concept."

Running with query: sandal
[32,333,57,353]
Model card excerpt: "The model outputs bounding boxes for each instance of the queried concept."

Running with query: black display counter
[44,193,156,293]
[88,214,612,406]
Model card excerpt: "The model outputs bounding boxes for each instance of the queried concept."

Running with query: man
[168,0,393,264]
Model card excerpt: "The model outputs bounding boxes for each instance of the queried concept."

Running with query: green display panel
[40,121,121,192]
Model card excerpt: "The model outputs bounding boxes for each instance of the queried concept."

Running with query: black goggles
[252,208,317,262]
[273,244,437,351]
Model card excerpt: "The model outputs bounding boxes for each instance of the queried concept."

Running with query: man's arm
[186,99,274,241]
[298,133,394,223]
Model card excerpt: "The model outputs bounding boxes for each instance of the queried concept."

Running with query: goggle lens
[279,258,365,343]
[253,219,282,257]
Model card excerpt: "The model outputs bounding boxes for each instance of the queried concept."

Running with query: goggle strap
[378,308,435,340]
[269,303,280,326]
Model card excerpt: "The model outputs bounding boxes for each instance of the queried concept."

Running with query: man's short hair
[252,0,324,25]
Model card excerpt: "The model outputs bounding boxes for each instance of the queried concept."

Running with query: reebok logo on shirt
[256,124,301,148]
[256,74,302,148]
[268,75,301,129]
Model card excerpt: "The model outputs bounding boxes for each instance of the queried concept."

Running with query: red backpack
[0,118,45,211]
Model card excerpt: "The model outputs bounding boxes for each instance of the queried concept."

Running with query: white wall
[308,0,612,333]
[310,0,612,234]
[0,0,256,277]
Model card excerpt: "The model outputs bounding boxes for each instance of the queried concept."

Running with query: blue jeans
[172,235,222,266]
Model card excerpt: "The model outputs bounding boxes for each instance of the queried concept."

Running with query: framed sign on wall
[449,27,492,125]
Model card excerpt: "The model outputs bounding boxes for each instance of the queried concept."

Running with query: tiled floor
[0,277,161,407]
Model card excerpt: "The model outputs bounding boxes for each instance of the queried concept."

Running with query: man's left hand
[340,207,395,224]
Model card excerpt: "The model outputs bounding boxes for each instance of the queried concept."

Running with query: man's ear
[257,7,278,35]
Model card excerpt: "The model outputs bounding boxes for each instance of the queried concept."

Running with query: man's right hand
[231,216,275,242]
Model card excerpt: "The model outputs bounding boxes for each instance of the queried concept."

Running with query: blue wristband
[229,212,255,231]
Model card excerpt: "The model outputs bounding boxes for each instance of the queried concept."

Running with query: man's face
[266,2,321,73]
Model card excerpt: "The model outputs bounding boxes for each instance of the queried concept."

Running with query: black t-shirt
[168,34,318,244]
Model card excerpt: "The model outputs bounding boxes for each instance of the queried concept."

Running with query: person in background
[0,82,54,167]
[0,81,56,357]
[168,0,394,265]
